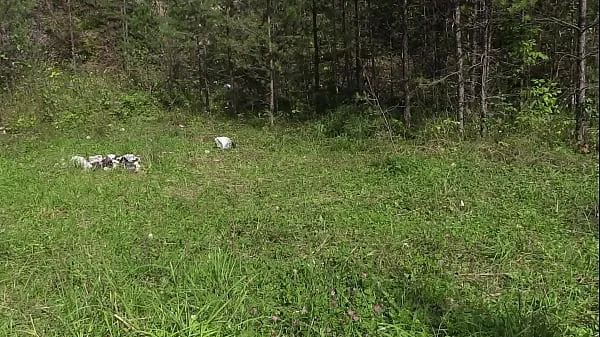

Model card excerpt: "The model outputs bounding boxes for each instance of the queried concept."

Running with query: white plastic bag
[215,137,236,149]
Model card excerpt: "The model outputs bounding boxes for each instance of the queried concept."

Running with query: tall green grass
[0,116,597,336]
[2,67,161,133]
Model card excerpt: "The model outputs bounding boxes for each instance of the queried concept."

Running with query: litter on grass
[215,136,236,149]
[71,153,141,172]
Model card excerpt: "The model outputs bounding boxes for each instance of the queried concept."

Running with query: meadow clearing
[0,118,598,336]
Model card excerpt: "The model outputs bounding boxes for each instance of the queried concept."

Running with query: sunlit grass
[0,118,597,336]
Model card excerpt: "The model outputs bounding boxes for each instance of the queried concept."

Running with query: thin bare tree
[575,0,589,148]
[312,0,321,115]
[267,0,275,125]
[402,0,411,126]
[480,0,491,137]
[67,0,75,68]
[455,0,465,134]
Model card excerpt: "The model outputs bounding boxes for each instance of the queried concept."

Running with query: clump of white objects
[71,153,142,172]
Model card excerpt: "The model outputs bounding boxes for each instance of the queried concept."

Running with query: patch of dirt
[39,208,69,219]
[165,184,205,201]
[188,135,210,142]
[242,152,264,160]
[188,155,227,166]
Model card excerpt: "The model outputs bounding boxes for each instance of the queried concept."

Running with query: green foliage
[2,66,161,131]
[418,117,464,140]
[565,325,599,337]
[510,39,549,67]
[585,97,598,124]
[0,0,595,152]
[510,79,573,143]
[0,0,36,89]
[109,91,161,121]
[488,79,572,144]
[123,1,164,90]
[519,79,561,118]
[370,156,418,175]
[316,105,377,139]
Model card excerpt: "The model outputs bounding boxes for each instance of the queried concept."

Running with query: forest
[1,0,598,146]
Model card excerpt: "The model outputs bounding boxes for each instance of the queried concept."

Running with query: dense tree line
[0,0,598,147]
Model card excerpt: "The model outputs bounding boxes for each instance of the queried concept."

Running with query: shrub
[2,65,161,132]
[316,104,378,140]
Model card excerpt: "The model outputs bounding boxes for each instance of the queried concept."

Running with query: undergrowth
[2,67,161,132]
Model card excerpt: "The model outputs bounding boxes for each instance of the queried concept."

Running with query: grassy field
[0,118,598,337]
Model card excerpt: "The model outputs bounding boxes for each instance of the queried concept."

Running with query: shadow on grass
[398,281,562,337]
[220,219,577,337]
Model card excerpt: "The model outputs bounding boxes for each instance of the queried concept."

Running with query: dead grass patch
[165,184,205,200]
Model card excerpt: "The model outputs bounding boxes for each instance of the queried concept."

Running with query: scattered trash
[215,136,236,149]
[224,83,232,89]
[147,233,153,240]
[71,155,93,169]
[71,153,141,172]
[460,200,465,207]
[120,128,126,132]
[0,127,6,135]
[85,135,91,139]
[204,149,210,154]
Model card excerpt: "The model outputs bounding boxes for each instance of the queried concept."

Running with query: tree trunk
[196,36,203,113]
[268,0,275,125]
[354,0,361,93]
[479,0,490,137]
[575,0,588,147]
[312,0,321,115]
[342,0,349,91]
[67,0,75,68]
[226,3,237,116]
[455,0,465,134]
[121,0,129,76]
[196,33,211,115]
[431,5,440,111]
[368,0,375,81]
[202,43,211,114]
[469,1,478,110]
[402,0,411,126]
[332,0,339,100]
[388,18,394,102]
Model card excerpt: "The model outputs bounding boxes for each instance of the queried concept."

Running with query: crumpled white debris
[215,136,236,149]
[71,153,141,172]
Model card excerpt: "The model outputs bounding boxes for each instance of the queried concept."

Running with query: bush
[516,79,561,126]
[316,104,379,140]
[2,66,161,132]
[417,117,467,140]
[109,91,161,121]
[504,79,574,145]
